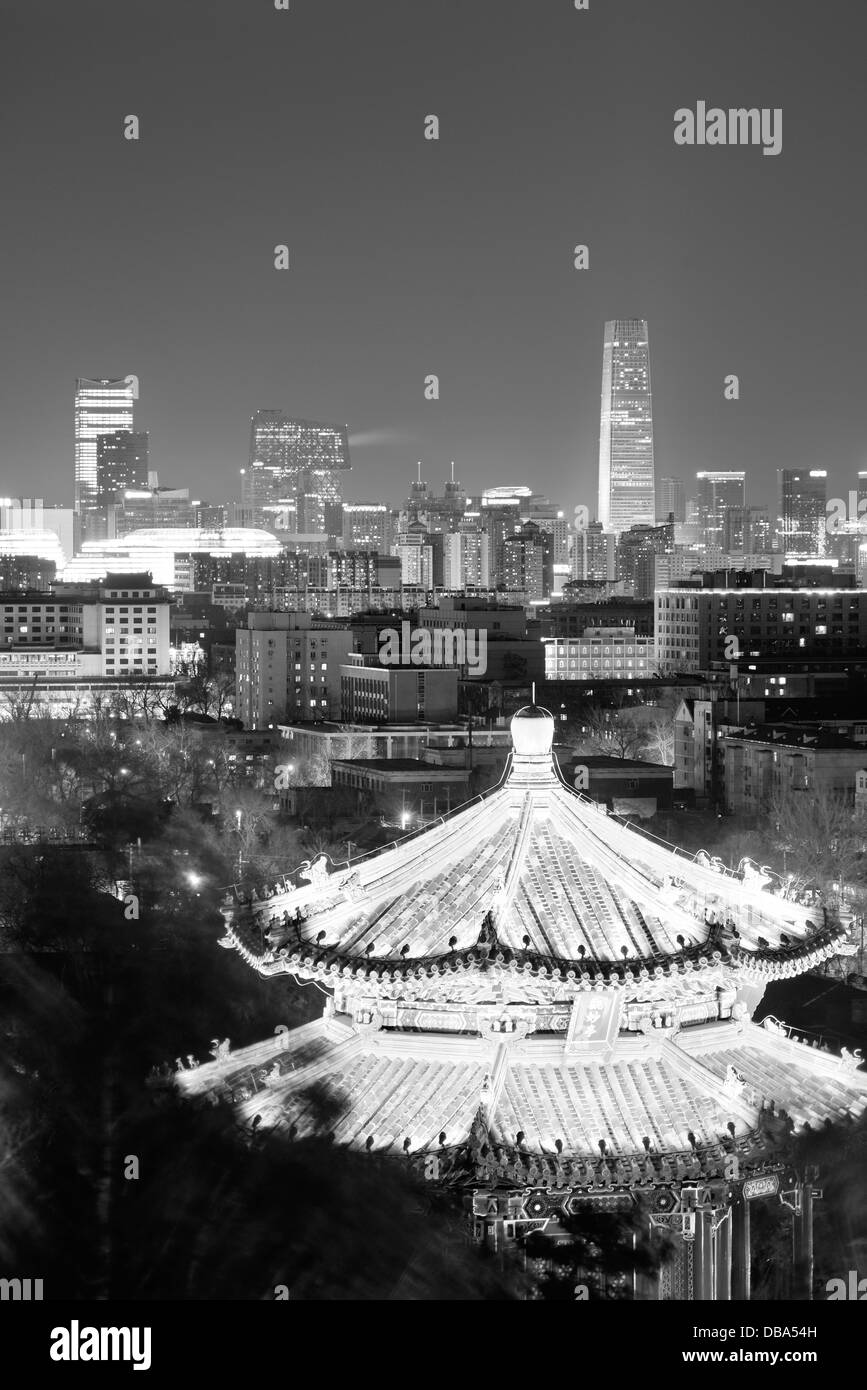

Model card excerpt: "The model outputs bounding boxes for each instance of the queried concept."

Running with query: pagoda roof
[176,1011,867,1174]
[228,706,840,984]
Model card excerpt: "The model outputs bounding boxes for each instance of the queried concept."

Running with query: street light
[185,871,203,890]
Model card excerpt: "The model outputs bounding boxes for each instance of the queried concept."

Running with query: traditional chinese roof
[176,1010,867,1175]
[222,705,843,989]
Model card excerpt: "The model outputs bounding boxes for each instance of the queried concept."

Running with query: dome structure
[510,703,555,758]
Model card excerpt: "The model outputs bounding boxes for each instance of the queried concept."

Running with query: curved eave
[219,917,847,989]
[236,758,820,967]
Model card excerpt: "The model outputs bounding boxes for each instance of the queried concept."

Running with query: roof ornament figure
[300,854,331,888]
[841,1047,864,1072]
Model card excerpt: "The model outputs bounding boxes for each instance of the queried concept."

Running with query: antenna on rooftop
[450,460,455,482]
[417,461,422,483]
[531,681,536,705]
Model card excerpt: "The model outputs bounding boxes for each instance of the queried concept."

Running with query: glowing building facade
[74,377,137,530]
[597,321,655,534]
[60,527,283,591]
[244,411,351,534]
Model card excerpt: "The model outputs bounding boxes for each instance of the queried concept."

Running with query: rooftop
[224,705,839,988]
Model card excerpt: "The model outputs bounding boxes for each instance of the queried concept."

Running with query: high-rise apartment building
[777,469,827,555]
[572,521,617,582]
[617,519,675,599]
[244,411,351,534]
[500,521,551,602]
[443,524,491,589]
[395,523,434,588]
[597,320,655,533]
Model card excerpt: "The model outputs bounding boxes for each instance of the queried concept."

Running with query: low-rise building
[555,752,674,818]
[721,727,867,814]
[340,653,458,722]
[331,758,472,824]
[544,626,656,680]
[0,571,172,717]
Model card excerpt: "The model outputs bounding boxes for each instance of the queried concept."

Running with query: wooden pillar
[715,1208,732,1300]
[792,1182,814,1301]
[695,1209,715,1300]
[731,1192,751,1301]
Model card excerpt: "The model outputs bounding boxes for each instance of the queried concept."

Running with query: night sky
[0,0,863,514]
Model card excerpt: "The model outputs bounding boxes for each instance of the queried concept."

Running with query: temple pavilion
[178,704,867,1299]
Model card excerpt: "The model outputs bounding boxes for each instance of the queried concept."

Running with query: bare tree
[768,782,867,910]
[573,703,646,760]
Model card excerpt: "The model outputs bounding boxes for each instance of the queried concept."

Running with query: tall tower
[696,471,746,551]
[777,469,827,555]
[94,430,150,539]
[245,411,351,534]
[597,320,655,533]
[74,378,137,527]
[657,476,686,523]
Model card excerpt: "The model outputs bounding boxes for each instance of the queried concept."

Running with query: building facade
[74,377,136,529]
[235,612,355,727]
[597,319,655,533]
[777,469,827,555]
[339,654,459,723]
[94,431,150,538]
[696,471,746,551]
[0,572,172,716]
[656,578,867,674]
[544,626,655,680]
[245,411,351,534]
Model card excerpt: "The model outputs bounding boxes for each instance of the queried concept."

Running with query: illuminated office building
[244,411,351,534]
[94,431,150,538]
[597,321,655,533]
[74,377,137,530]
[342,502,389,551]
[657,476,686,523]
[777,469,827,555]
[696,471,745,551]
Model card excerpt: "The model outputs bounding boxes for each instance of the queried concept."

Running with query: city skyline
[1,1,865,514]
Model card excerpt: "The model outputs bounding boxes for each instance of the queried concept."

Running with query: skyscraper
[244,410,351,534]
[696,470,745,551]
[657,476,686,523]
[777,469,827,554]
[94,430,149,539]
[597,320,655,533]
[74,378,137,528]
